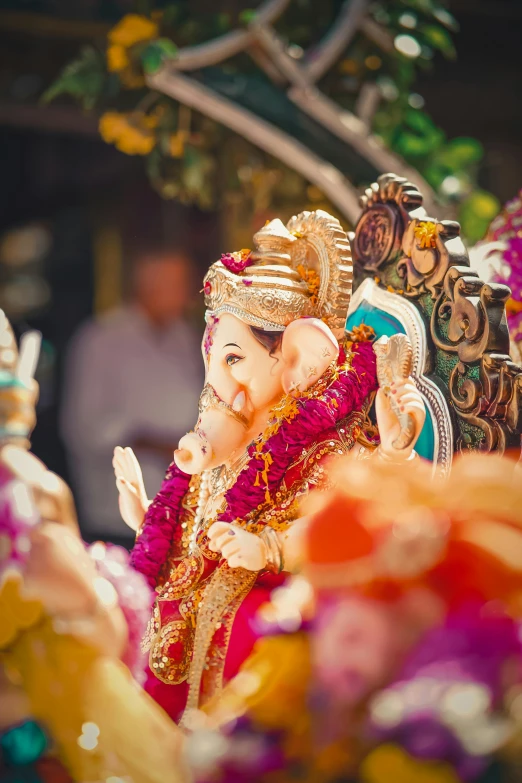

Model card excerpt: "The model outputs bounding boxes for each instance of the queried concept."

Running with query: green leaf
[403,108,437,133]
[159,38,178,57]
[392,108,445,158]
[438,137,484,168]
[422,161,451,189]
[239,9,257,25]
[458,190,501,244]
[142,46,162,74]
[141,39,178,74]
[42,46,105,110]
[421,24,456,58]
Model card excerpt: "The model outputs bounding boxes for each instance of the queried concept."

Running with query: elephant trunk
[174,406,248,475]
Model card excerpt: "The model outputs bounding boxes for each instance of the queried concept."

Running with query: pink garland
[130,464,191,589]
[218,341,376,522]
[221,249,252,274]
[131,342,377,589]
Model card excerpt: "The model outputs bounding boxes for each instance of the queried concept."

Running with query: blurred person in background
[61,243,203,545]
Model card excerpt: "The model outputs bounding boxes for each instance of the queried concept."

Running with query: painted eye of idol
[224,342,244,367]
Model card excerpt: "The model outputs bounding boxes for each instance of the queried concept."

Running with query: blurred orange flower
[99,112,157,156]
[106,14,159,86]
[107,44,130,73]
[108,14,158,50]
[168,133,185,158]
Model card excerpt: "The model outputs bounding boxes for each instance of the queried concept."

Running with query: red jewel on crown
[203,281,212,296]
[221,249,252,274]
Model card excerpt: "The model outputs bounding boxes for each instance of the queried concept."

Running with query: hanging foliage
[43,0,496,239]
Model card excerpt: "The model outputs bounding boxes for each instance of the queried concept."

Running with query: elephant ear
[281,318,339,394]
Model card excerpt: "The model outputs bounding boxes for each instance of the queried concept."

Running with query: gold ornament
[203,210,353,333]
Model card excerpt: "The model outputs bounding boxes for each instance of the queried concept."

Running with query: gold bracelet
[260,527,284,574]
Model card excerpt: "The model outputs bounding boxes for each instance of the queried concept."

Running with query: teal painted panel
[347,301,404,338]
[347,302,435,462]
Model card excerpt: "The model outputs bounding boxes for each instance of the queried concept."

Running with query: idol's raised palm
[113,446,149,531]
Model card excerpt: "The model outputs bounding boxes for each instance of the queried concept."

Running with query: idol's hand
[375,377,426,459]
[113,446,149,531]
[207,522,267,571]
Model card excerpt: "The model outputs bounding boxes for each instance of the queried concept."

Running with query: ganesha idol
[113,210,426,723]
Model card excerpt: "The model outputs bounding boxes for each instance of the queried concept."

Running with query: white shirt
[61,306,203,537]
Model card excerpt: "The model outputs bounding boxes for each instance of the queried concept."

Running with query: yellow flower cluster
[109,14,158,49]
[506,297,522,315]
[296,263,321,304]
[169,132,185,158]
[99,111,157,156]
[106,14,158,86]
[414,220,438,249]
[253,450,274,501]
[348,323,376,343]
[107,44,129,73]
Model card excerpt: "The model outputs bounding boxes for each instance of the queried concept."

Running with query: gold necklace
[188,451,251,550]
[209,449,251,497]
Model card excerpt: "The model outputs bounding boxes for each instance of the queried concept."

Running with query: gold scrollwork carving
[398,219,468,298]
[352,173,424,272]
[449,354,522,453]
[431,267,511,362]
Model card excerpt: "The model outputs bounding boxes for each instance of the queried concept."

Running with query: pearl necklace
[189,469,210,552]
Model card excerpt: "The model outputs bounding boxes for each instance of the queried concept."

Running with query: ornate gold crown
[203,210,353,333]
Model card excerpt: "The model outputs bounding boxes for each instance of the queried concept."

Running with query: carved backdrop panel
[350,173,522,456]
